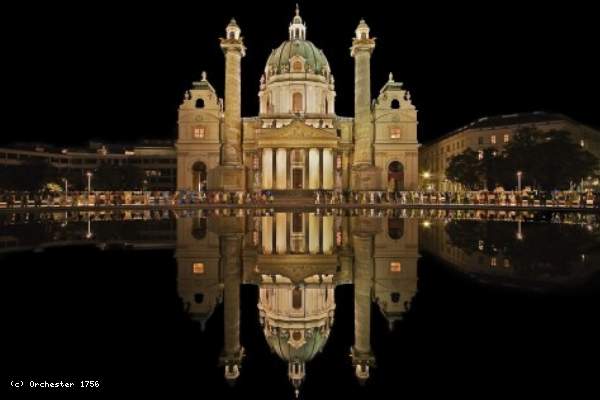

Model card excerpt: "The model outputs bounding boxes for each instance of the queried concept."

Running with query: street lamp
[86,171,93,193]
[421,171,432,191]
[85,215,93,239]
[62,178,68,202]
[516,171,522,192]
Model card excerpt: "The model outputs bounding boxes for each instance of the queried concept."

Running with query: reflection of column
[262,148,273,189]
[276,148,287,190]
[309,213,320,254]
[275,212,287,254]
[309,148,320,189]
[351,234,375,383]
[322,215,334,255]
[261,215,273,254]
[323,148,334,190]
[220,235,244,382]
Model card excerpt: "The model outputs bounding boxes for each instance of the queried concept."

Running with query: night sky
[3,1,598,146]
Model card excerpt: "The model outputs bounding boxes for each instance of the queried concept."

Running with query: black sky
[3,0,599,146]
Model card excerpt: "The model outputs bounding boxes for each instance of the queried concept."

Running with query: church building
[176,6,419,194]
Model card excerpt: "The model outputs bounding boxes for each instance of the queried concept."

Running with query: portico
[258,120,339,191]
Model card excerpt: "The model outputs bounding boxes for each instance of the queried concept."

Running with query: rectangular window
[504,134,510,143]
[491,135,496,144]
[389,262,402,272]
[389,127,402,139]
[478,137,483,145]
[193,263,205,274]
[193,126,205,139]
[490,257,497,267]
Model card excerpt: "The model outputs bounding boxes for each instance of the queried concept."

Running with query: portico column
[308,213,320,254]
[262,148,273,189]
[322,215,334,255]
[309,148,320,189]
[261,215,273,254]
[323,148,334,190]
[275,212,287,254]
[276,148,287,190]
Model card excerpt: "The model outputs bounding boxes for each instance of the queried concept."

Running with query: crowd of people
[1,188,598,208]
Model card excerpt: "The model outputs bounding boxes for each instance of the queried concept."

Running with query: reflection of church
[175,211,419,395]
[176,6,419,193]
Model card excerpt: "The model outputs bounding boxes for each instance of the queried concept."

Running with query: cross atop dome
[289,4,306,40]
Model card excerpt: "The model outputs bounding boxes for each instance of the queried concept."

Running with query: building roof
[267,39,329,75]
[424,111,581,146]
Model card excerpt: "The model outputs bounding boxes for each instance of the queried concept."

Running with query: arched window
[192,161,207,192]
[195,98,205,109]
[388,218,405,240]
[391,99,400,109]
[292,286,302,309]
[292,92,303,113]
[388,161,404,191]
[194,293,204,304]
[391,292,400,303]
[192,218,207,239]
[292,60,303,72]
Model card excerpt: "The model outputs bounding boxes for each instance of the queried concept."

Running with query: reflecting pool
[4,209,600,397]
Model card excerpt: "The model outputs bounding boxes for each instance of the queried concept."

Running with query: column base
[351,165,380,191]
[219,347,245,383]
[350,346,376,384]
[211,165,246,191]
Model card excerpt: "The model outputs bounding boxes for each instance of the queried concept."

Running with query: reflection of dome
[258,274,335,396]
[266,325,330,362]
[266,40,330,76]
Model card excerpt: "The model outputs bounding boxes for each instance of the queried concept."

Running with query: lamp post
[421,171,431,191]
[86,171,93,205]
[85,215,93,239]
[62,178,68,204]
[516,171,522,192]
[86,171,92,193]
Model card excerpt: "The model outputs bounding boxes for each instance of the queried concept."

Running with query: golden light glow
[389,261,402,272]
[193,262,205,274]
[193,127,205,138]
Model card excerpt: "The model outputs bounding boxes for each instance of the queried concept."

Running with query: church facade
[176,7,419,193]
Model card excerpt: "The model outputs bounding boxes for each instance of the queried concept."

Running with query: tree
[445,149,482,190]
[94,164,145,190]
[0,159,59,191]
[531,130,598,190]
[446,127,599,191]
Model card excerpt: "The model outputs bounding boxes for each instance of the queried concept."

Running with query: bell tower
[351,19,379,191]
[176,72,222,191]
[214,18,247,191]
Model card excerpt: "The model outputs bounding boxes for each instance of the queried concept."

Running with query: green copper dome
[266,327,329,362]
[266,40,330,75]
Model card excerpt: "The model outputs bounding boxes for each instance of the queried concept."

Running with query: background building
[419,112,600,191]
[0,141,176,191]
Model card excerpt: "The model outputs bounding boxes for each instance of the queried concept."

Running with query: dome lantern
[288,4,306,40]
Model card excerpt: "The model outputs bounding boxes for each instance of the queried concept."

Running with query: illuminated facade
[176,6,419,193]
[419,112,600,191]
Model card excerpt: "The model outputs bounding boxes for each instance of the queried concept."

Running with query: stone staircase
[268,190,315,204]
